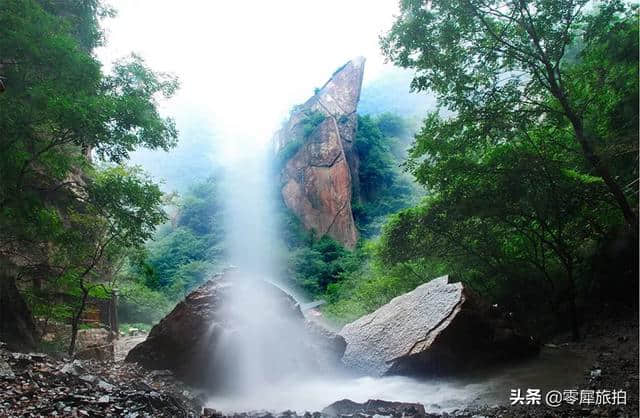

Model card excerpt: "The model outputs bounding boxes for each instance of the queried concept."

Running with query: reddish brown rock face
[275,58,365,248]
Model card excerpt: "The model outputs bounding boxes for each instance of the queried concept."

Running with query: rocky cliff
[274,58,365,248]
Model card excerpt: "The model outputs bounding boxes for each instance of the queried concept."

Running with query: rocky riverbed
[0,342,204,417]
[1,317,636,417]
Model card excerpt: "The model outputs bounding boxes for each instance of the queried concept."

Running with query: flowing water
[208,145,593,414]
[207,347,593,414]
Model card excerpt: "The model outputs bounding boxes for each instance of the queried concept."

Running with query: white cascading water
[205,138,592,414]
[209,142,324,395]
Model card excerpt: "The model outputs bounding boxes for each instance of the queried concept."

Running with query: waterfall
[211,142,318,396]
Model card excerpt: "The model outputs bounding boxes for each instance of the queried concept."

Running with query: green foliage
[24,287,73,326]
[117,278,173,324]
[274,110,326,170]
[144,228,208,287]
[381,0,638,229]
[322,242,448,324]
[300,110,326,139]
[277,111,423,307]
[353,114,419,236]
[287,235,363,296]
[374,112,409,138]
[376,0,638,338]
[126,176,225,303]
[0,0,179,350]
[276,207,363,298]
[0,0,177,262]
[274,139,303,169]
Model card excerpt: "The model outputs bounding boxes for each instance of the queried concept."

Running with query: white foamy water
[207,347,593,414]
[207,375,484,413]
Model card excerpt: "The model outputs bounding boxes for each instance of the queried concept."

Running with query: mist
[98,0,494,412]
[97,1,398,164]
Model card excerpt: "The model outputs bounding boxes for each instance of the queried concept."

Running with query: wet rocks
[0,343,201,417]
[304,319,347,368]
[339,276,538,376]
[126,272,345,388]
[322,399,429,417]
[0,357,14,379]
[60,359,87,376]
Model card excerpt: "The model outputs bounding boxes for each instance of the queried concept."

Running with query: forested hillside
[274,0,639,337]
[0,0,178,354]
[117,177,226,325]
[376,0,639,339]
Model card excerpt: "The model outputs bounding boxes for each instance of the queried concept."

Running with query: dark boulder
[339,275,538,376]
[0,275,37,351]
[126,271,345,388]
[322,399,429,417]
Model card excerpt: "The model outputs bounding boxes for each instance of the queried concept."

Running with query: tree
[378,1,637,339]
[63,166,166,354]
[381,0,638,230]
[135,177,225,294]
[0,0,178,350]
[353,114,417,236]
[379,135,619,339]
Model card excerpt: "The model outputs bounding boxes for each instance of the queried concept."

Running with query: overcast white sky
[97,1,401,161]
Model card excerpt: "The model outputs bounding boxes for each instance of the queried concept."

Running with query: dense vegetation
[352,113,420,237]
[1,0,636,354]
[0,0,178,353]
[280,112,421,300]
[350,0,637,337]
[274,109,326,169]
[117,177,226,324]
[300,1,639,337]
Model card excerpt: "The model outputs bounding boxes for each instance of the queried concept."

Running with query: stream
[207,345,593,414]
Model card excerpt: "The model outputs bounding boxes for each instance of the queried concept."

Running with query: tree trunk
[0,272,37,350]
[565,263,580,341]
[567,114,637,232]
[545,72,638,232]
[68,287,89,356]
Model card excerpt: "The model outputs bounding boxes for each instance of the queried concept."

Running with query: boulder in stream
[125,271,345,387]
[339,275,538,376]
[322,399,428,418]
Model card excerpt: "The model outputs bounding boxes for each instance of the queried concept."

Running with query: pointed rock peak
[274,58,366,249]
[313,57,366,116]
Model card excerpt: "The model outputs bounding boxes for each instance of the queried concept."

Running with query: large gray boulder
[339,276,537,376]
